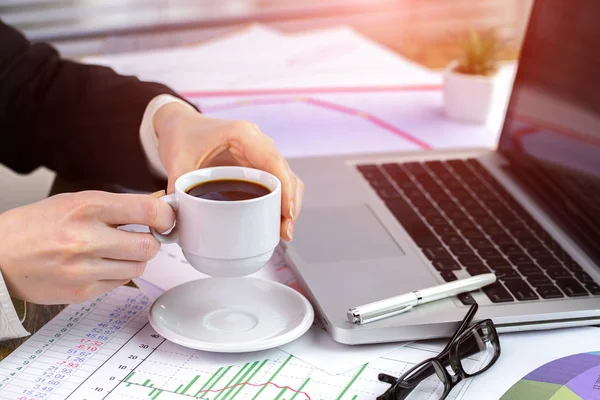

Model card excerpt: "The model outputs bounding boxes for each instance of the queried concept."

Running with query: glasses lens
[396,360,448,400]
[457,322,498,375]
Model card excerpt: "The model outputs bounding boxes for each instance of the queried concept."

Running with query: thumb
[166,158,199,194]
[151,190,166,198]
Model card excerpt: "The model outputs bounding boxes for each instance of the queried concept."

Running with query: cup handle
[150,194,179,244]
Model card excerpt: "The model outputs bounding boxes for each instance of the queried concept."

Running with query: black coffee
[186,179,271,201]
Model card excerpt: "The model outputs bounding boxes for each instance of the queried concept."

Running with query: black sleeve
[0,20,195,192]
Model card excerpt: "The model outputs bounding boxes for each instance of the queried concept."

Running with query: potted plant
[443,27,504,123]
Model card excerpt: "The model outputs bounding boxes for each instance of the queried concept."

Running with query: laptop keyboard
[356,158,600,305]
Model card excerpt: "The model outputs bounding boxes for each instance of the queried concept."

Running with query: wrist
[153,102,195,140]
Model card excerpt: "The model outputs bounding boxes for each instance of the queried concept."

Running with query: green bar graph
[214,363,249,400]
[336,363,368,400]
[222,360,259,400]
[175,384,183,393]
[252,355,293,400]
[205,366,232,395]
[152,389,162,399]
[181,375,200,395]
[289,378,310,400]
[230,359,268,400]
[351,396,358,400]
[194,367,223,397]
[124,371,135,382]
[274,387,287,400]
[149,388,156,397]
[143,379,151,387]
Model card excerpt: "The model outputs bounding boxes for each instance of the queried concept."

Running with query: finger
[166,150,199,194]
[151,190,166,198]
[88,258,148,280]
[96,193,175,233]
[281,217,294,241]
[84,279,132,301]
[93,228,161,262]
[293,174,305,220]
[230,123,296,220]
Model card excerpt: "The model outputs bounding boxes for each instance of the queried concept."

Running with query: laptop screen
[498,0,600,261]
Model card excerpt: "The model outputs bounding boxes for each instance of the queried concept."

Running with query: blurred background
[0,0,534,212]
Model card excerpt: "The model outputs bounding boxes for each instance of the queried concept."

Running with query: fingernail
[290,201,296,220]
[287,221,294,241]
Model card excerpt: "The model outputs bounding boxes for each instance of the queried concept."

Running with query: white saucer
[148,277,314,353]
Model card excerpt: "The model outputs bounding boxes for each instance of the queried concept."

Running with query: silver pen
[347,273,496,324]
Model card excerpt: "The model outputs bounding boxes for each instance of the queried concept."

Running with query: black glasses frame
[376,303,501,400]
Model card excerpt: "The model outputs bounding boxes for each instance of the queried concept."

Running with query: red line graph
[198,96,432,150]
[196,380,311,399]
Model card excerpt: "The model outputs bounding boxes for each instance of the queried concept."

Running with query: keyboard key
[517,264,544,276]
[461,229,485,239]
[520,238,544,250]
[433,225,457,237]
[494,268,520,280]
[574,271,594,283]
[555,278,589,297]
[527,275,551,286]
[403,162,428,176]
[504,280,539,301]
[385,198,440,247]
[585,282,600,295]
[450,245,475,256]
[442,235,466,246]
[466,265,492,276]
[536,256,563,270]
[422,246,453,260]
[477,248,503,260]
[488,234,515,245]
[357,165,386,182]
[458,255,484,266]
[482,282,514,303]
[375,187,402,199]
[546,268,572,280]
[454,220,477,231]
[432,260,461,271]
[536,285,564,299]
[527,248,553,260]
[469,238,494,248]
[486,258,512,270]
[457,293,477,305]
[498,244,524,255]
[482,224,506,236]
[509,254,535,266]
[427,215,450,226]
[439,271,457,282]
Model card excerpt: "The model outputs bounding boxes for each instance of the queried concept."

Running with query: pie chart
[500,351,600,399]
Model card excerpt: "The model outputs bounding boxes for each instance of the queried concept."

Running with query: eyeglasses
[376,303,501,400]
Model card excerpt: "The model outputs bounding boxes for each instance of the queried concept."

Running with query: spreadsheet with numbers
[0,285,487,400]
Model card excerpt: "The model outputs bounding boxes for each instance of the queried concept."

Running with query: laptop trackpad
[293,205,405,263]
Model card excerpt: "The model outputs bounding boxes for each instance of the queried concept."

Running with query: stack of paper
[82,24,442,92]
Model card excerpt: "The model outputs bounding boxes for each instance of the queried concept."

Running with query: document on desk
[82,23,441,92]
[0,285,480,400]
[1,279,597,400]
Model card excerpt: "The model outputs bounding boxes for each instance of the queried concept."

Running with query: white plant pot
[443,60,501,123]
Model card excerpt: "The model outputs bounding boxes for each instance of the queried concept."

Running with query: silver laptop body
[281,0,600,345]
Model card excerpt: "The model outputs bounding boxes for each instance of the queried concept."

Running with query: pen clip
[350,304,414,325]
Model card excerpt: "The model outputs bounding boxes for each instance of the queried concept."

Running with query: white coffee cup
[151,166,281,277]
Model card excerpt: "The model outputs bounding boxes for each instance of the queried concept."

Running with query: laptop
[281,0,600,345]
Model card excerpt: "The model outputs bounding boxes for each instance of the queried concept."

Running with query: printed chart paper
[0,287,485,400]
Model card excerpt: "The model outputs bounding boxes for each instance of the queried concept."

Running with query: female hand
[0,191,174,304]
[153,103,304,241]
